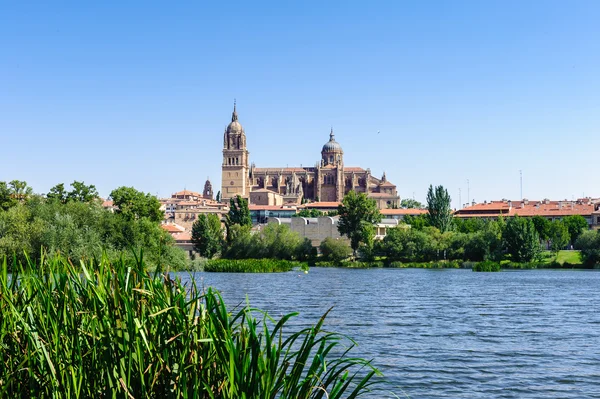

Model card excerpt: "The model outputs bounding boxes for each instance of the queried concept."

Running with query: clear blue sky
[2,1,599,207]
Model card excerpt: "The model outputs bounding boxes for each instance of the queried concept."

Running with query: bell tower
[221,101,250,202]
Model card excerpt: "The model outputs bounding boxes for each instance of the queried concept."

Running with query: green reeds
[0,253,379,398]
[204,258,307,273]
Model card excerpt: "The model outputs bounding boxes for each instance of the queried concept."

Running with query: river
[178,268,600,398]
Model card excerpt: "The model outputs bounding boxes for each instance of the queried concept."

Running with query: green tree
[109,186,163,222]
[400,198,423,209]
[426,185,453,233]
[191,214,223,259]
[531,215,551,241]
[8,180,32,202]
[547,220,569,253]
[216,190,221,203]
[402,214,430,230]
[503,216,541,262]
[47,183,68,204]
[0,181,17,211]
[562,215,589,246]
[293,209,324,218]
[319,237,352,262]
[67,180,99,203]
[227,195,251,227]
[337,191,382,257]
[575,230,600,266]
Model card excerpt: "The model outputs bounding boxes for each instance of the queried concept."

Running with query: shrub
[472,261,501,272]
[205,258,306,273]
[319,237,352,262]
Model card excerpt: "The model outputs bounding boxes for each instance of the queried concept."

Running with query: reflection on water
[178,268,600,399]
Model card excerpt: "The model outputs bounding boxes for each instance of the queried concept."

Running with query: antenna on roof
[520,170,523,200]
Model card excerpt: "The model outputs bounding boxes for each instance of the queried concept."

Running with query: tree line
[192,186,600,267]
[0,181,186,269]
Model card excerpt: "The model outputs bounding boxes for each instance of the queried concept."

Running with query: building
[454,198,600,229]
[161,180,227,230]
[220,102,400,209]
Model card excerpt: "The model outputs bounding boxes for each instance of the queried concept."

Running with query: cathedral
[220,103,400,209]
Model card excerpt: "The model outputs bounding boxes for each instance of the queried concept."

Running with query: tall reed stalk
[0,253,380,398]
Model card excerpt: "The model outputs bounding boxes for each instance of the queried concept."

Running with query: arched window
[329,155,333,164]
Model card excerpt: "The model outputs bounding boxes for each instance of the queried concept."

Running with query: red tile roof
[172,190,202,197]
[381,209,428,216]
[455,200,594,218]
[344,167,366,172]
[249,205,298,211]
[161,224,185,233]
[303,202,341,209]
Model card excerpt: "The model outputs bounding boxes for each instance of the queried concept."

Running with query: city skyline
[2,1,599,207]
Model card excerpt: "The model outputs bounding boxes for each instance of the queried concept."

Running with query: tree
[67,181,99,203]
[216,191,221,203]
[402,214,429,230]
[547,221,569,253]
[47,183,68,204]
[426,185,453,233]
[293,209,323,218]
[400,198,423,209]
[319,237,352,262]
[575,230,600,266]
[191,214,223,259]
[0,182,17,211]
[503,216,541,262]
[531,215,551,241]
[562,215,589,246]
[109,186,163,222]
[8,180,32,202]
[227,195,251,227]
[337,191,381,257]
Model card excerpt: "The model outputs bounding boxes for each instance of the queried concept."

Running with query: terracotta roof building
[455,198,600,228]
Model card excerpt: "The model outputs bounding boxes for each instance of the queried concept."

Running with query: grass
[0,253,380,398]
[555,250,582,265]
[204,258,308,272]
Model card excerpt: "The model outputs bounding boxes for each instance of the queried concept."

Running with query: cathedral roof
[322,128,343,153]
[226,101,244,134]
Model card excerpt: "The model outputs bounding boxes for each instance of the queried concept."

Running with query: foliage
[562,215,589,245]
[0,184,186,271]
[382,226,439,262]
[400,198,423,209]
[426,184,453,233]
[531,215,551,241]
[222,224,313,261]
[319,237,352,262]
[575,230,600,266]
[454,217,487,234]
[109,186,163,222]
[8,180,33,202]
[337,191,382,256]
[227,195,252,227]
[293,208,324,217]
[204,258,306,272]
[46,183,68,204]
[0,254,379,397]
[472,261,501,272]
[216,190,221,202]
[191,213,223,259]
[66,180,99,203]
[0,181,19,210]
[402,214,429,230]
[503,216,541,262]
[547,221,569,253]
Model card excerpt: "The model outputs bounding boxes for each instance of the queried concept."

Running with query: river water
[178,268,600,398]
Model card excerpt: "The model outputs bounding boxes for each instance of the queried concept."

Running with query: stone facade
[220,103,400,209]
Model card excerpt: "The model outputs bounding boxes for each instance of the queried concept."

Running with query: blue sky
[2,1,599,207]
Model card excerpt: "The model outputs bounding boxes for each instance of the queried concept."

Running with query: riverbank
[0,255,379,397]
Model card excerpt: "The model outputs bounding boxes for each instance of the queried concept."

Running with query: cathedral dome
[322,128,342,153]
[226,101,244,134]
[227,120,244,134]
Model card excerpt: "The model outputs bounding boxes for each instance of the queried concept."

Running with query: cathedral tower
[221,101,250,201]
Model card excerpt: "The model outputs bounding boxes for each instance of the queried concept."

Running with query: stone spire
[329,126,334,141]
[231,99,238,122]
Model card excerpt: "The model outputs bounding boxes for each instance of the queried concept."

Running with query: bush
[319,237,352,262]
[205,258,306,273]
[472,261,501,272]
[575,230,600,266]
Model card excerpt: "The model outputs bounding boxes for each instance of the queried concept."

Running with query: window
[597,216,600,223]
